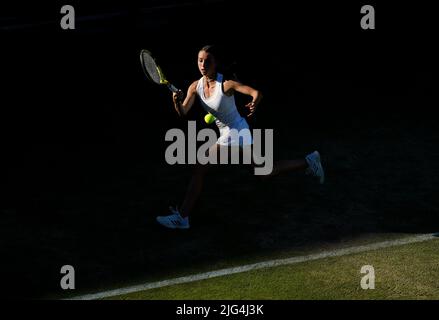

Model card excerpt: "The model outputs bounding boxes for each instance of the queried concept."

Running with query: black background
[2,1,435,179]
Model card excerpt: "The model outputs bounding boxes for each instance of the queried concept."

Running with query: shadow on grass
[2,111,439,299]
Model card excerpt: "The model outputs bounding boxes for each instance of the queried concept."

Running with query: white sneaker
[156,206,190,229]
[305,151,325,184]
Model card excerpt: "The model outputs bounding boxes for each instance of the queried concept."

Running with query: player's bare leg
[179,163,210,218]
[252,150,324,183]
[267,159,308,177]
[179,144,222,217]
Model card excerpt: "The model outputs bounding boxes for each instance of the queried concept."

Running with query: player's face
[198,51,216,77]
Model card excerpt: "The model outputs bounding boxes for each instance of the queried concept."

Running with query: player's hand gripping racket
[140,49,179,93]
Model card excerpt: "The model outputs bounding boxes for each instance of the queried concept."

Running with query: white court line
[66,233,438,300]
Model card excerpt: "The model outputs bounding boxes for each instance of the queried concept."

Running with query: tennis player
[156,45,324,229]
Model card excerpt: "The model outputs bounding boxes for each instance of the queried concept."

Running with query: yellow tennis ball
[204,113,216,124]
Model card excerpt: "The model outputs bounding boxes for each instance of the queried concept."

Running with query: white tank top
[196,73,243,128]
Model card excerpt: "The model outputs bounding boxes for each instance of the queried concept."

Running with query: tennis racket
[140,49,179,93]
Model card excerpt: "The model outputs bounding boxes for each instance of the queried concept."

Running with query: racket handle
[168,84,179,93]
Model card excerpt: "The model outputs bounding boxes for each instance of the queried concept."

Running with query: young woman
[156,45,324,229]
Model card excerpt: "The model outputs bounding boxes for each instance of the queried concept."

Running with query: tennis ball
[204,113,216,124]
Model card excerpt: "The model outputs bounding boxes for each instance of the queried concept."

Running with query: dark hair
[200,44,218,56]
[199,44,238,81]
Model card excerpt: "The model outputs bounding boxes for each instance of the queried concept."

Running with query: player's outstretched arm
[225,80,263,117]
[173,81,198,117]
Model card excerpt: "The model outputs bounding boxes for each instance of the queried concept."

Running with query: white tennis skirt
[216,117,253,146]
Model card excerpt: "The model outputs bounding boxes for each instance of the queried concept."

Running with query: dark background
[0,1,437,299]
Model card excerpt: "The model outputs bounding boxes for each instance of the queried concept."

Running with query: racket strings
[141,52,161,84]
